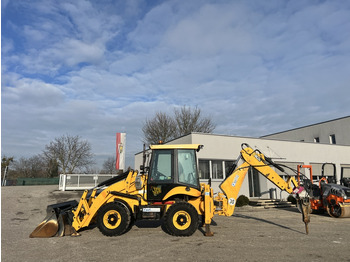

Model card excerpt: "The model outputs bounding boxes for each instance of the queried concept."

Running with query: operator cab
[147,144,202,201]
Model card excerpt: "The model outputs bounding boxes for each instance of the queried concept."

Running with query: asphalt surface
[2,185,350,262]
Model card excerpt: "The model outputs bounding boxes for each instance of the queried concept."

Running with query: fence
[59,174,117,191]
[14,177,59,186]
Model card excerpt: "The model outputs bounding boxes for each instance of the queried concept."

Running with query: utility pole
[2,166,9,186]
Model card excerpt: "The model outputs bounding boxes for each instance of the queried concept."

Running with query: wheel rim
[103,210,121,229]
[173,211,191,230]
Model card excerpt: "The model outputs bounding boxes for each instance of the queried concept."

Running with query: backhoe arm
[217,144,300,217]
[240,145,298,194]
[216,161,250,216]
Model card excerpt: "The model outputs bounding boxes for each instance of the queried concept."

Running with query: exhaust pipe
[30,200,79,238]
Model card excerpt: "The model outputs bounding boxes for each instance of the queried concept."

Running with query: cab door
[177,149,200,188]
[147,149,176,201]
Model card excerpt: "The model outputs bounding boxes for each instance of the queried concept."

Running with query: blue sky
[2,0,350,169]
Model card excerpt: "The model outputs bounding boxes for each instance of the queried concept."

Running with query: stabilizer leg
[204,224,214,237]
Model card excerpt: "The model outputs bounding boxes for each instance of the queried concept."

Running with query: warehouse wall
[135,132,350,200]
[261,116,350,146]
[189,133,350,199]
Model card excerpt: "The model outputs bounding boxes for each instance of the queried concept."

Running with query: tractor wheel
[97,202,131,236]
[164,202,199,236]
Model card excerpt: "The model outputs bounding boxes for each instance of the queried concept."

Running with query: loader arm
[217,144,300,217]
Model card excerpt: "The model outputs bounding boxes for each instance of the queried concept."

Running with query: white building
[135,117,350,200]
[261,116,350,145]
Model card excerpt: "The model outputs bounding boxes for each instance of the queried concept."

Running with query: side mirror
[135,175,143,190]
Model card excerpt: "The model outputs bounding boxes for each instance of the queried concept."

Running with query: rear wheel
[164,202,199,236]
[97,202,131,236]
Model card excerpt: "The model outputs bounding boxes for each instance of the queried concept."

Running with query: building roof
[260,115,350,138]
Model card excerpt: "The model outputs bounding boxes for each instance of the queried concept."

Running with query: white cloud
[2,0,350,169]
[2,74,64,107]
[161,3,254,57]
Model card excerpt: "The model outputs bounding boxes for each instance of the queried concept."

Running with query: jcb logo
[152,186,162,196]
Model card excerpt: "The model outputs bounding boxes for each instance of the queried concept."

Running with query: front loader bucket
[30,200,78,238]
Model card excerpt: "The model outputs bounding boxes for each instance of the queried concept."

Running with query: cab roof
[150,144,203,151]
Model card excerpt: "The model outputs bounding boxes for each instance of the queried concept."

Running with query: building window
[225,161,235,176]
[212,160,224,179]
[314,137,320,143]
[199,160,210,179]
[329,134,336,144]
[199,159,234,180]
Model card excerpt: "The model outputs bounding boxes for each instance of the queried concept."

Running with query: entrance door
[248,167,261,197]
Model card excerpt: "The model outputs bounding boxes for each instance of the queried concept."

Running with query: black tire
[164,202,199,236]
[97,202,131,236]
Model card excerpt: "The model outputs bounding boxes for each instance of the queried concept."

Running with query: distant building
[135,116,350,200]
[261,116,350,146]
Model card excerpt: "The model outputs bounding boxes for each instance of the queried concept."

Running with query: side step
[249,199,295,209]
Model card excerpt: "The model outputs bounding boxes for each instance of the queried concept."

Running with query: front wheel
[327,204,342,218]
[164,202,199,236]
[97,202,131,236]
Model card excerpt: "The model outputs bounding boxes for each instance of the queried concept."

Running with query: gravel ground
[2,185,350,262]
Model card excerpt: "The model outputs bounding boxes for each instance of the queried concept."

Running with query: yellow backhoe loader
[30,143,310,238]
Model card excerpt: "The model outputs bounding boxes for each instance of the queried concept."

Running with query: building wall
[189,133,350,198]
[135,132,350,200]
[261,116,350,145]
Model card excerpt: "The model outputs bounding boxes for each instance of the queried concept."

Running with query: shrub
[287,195,297,204]
[236,195,250,207]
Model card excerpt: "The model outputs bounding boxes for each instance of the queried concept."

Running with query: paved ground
[2,185,350,262]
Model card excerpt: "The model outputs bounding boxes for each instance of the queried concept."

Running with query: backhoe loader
[30,143,310,238]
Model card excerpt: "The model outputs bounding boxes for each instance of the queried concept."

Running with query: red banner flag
[116,133,126,171]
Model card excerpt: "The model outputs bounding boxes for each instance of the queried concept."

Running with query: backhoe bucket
[30,200,78,238]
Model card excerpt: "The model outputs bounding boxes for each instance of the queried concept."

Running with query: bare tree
[174,106,215,137]
[101,157,117,174]
[1,156,14,171]
[142,112,177,145]
[142,106,216,145]
[11,155,46,178]
[43,135,94,174]
[46,158,59,178]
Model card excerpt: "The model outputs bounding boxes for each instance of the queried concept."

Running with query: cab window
[178,149,199,187]
[149,150,173,182]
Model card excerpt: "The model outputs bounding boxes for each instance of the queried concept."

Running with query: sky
[2,0,350,170]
